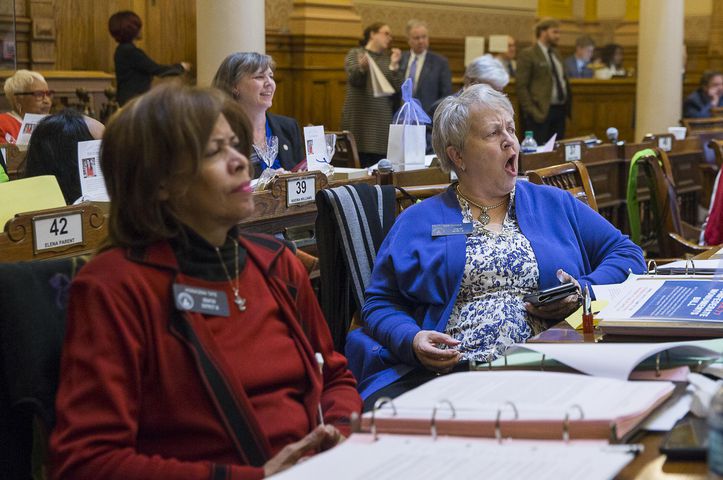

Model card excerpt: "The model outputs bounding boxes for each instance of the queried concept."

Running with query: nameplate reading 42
[287,176,316,206]
[33,212,84,253]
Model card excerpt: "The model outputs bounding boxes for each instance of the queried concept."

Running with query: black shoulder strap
[169,311,269,467]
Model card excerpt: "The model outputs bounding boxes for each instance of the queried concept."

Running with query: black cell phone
[523,282,578,306]
[660,416,708,460]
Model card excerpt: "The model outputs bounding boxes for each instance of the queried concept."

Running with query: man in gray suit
[399,19,452,115]
[516,18,571,143]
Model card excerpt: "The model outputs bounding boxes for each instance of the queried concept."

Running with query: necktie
[548,48,565,102]
[507,61,515,76]
[408,55,418,91]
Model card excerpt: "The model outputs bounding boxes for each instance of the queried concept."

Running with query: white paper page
[537,133,557,153]
[367,55,394,97]
[506,340,721,381]
[302,125,328,171]
[640,389,692,431]
[488,35,509,54]
[464,37,486,66]
[273,434,634,480]
[16,113,48,146]
[369,371,672,422]
[77,140,109,202]
[424,154,436,167]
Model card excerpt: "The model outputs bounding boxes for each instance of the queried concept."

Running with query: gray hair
[406,19,428,35]
[463,55,509,91]
[3,69,47,112]
[211,52,276,99]
[432,84,514,173]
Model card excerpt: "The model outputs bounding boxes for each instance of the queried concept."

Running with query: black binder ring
[685,259,695,276]
[371,397,396,441]
[647,259,658,275]
[430,399,456,440]
[494,401,519,443]
[540,354,546,371]
[563,404,585,443]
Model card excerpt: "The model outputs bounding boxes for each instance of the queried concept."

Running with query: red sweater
[0,112,20,144]
[50,234,362,479]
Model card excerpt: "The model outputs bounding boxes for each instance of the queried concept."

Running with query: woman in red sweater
[49,83,362,479]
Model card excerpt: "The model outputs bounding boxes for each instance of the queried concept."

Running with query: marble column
[635,0,684,141]
[196,0,265,86]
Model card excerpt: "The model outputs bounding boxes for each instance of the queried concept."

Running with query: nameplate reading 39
[287,176,316,206]
[33,212,84,252]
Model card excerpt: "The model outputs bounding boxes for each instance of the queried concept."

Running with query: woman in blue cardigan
[348,84,646,408]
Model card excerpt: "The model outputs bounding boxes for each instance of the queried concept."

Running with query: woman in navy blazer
[213,52,305,177]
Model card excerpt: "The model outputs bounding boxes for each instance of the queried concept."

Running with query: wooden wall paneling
[143,0,195,70]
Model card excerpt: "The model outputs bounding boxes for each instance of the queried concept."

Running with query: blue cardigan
[347,181,646,398]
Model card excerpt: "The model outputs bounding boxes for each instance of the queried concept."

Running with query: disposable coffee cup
[668,126,686,140]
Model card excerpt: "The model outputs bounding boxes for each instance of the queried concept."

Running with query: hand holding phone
[523,282,579,306]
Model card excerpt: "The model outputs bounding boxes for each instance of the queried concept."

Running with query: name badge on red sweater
[173,284,230,317]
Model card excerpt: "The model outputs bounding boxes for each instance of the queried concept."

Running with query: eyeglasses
[15,90,55,100]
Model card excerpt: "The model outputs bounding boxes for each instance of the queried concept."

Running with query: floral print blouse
[445,189,544,362]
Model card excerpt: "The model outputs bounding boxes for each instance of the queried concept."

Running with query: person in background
[594,43,626,79]
[494,36,517,78]
[399,19,452,115]
[428,54,509,119]
[347,84,644,408]
[341,22,403,167]
[516,18,571,142]
[23,109,104,204]
[683,70,723,118]
[49,83,361,479]
[108,10,191,105]
[564,35,595,79]
[0,69,52,144]
[212,52,305,177]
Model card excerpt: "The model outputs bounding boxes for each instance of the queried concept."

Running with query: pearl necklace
[214,238,247,312]
[455,184,509,226]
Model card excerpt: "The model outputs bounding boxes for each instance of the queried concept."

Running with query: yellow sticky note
[566,299,609,330]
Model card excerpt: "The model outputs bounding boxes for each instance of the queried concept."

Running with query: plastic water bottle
[520,131,538,154]
[709,386,723,478]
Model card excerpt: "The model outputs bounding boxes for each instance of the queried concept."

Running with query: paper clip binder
[563,404,584,443]
[494,401,519,443]
[370,397,396,441]
[430,400,456,440]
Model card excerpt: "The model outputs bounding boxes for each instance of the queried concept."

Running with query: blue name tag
[173,283,230,317]
[431,223,474,236]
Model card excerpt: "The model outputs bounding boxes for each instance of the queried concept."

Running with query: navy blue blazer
[263,113,305,174]
[683,89,723,118]
[399,50,453,114]
[563,55,593,79]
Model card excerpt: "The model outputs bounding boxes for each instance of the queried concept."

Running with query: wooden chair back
[681,118,723,132]
[525,161,599,212]
[328,130,361,169]
[0,202,108,262]
[713,106,723,118]
[710,139,723,168]
[0,144,27,180]
[395,183,449,213]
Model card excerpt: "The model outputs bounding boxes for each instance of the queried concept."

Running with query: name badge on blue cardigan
[431,223,473,236]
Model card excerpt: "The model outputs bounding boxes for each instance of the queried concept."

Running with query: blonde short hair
[3,70,46,112]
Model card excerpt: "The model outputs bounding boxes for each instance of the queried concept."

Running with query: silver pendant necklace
[455,184,509,227]
[214,238,247,312]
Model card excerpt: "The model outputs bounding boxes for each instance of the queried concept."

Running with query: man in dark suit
[683,70,723,118]
[564,35,595,79]
[516,18,571,143]
[399,19,452,115]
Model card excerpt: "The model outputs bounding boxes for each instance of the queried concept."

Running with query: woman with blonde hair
[0,69,52,144]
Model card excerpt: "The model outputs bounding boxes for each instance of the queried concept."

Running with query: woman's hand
[525,269,582,320]
[390,48,402,69]
[263,425,342,477]
[412,330,461,373]
[357,52,369,71]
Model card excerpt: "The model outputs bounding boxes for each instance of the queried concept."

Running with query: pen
[315,352,325,426]
[582,285,594,334]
